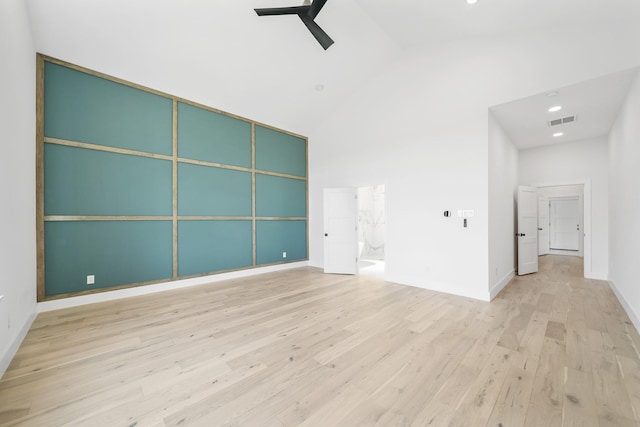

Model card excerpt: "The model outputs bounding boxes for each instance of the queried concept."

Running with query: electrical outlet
[87,275,95,285]
[282,252,287,258]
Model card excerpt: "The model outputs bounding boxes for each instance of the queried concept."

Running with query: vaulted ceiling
[26,0,640,141]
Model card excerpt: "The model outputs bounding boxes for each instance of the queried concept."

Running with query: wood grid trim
[36,54,309,301]
[43,137,307,180]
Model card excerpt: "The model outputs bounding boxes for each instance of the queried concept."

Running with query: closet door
[549,197,580,251]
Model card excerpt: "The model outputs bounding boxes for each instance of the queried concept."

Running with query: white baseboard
[39,261,308,312]
[0,311,37,379]
[608,280,640,334]
[586,271,608,281]
[489,269,515,300]
[385,273,491,302]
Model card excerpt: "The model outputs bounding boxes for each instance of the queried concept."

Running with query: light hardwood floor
[1,255,640,426]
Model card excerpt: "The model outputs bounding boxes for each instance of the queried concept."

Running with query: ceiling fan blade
[308,0,328,19]
[255,6,309,16]
[298,14,334,50]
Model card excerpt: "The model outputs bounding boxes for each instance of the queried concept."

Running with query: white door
[517,186,539,275]
[538,197,550,255]
[323,188,358,275]
[550,197,580,251]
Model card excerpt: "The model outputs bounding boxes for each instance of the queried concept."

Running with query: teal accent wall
[44,221,173,296]
[255,174,306,217]
[255,126,307,177]
[256,220,307,264]
[41,58,308,298]
[178,220,253,276]
[178,163,252,216]
[177,102,251,167]
[44,62,173,155]
[44,144,172,216]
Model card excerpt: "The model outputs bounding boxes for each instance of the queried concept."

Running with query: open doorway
[357,185,385,278]
[536,184,584,258]
[535,183,586,279]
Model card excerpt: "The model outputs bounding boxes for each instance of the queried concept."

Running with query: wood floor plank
[523,337,565,427]
[446,347,513,427]
[1,255,639,426]
[618,354,640,423]
[496,303,536,351]
[562,367,598,427]
[565,309,593,373]
[485,365,535,427]
[591,348,637,423]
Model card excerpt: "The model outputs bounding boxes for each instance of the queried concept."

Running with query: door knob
[538,228,543,231]
[324,233,328,237]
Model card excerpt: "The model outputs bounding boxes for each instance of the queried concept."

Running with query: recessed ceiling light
[466,0,478,4]
[553,132,564,137]
[548,105,562,113]
[315,84,324,92]
[546,91,559,98]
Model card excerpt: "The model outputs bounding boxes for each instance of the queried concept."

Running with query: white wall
[308,22,640,302]
[488,112,518,299]
[519,138,609,279]
[608,71,640,331]
[0,0,37,377]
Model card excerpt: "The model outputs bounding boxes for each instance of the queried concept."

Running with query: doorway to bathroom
[357,185,386,278]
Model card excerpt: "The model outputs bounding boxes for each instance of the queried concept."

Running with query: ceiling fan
[254,0,334,50]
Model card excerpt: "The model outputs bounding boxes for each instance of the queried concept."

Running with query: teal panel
[178,163,251,216]
[178,220,252,276]
[255,126,306,177]
[44,62,172,155]
[256,220,307,264]
[44,144,172,216]
[255,174,306,217]
[44,221,172,296]
[177,103,251,167]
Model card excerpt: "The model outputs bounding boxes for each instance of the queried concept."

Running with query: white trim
[531,179,592,279]
[609,280,640,334]
[386,273,491,302]
[39,261,308,312]
[548,249,581,256]
[589,271,608,281]
[490,269,515,300]
[0,311,37,379]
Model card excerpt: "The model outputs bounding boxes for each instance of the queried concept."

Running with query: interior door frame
[548,195,583,255]
[538,196,550,256]
[531,179,592,279]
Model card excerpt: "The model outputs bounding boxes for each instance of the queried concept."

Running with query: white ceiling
[356,0,640,47]
[25,0,398,134]
[25,0,640,138]
[491,67,640,150]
